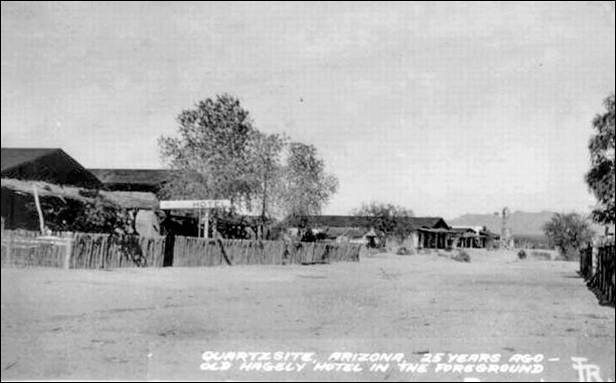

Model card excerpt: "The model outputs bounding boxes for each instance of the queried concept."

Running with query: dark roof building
[401,217,450,230]
[1,148,101,188]
[89,169,176,193]
[282,215,449,231]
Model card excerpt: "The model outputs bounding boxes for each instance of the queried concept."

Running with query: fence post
[63,238,73,270]
[163,234,175,267]
[579,246,584,276]
[217,238,232,266]
[6,232,12,266]
[32,185,45,235]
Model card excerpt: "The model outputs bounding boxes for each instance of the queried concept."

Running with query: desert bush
[518,249,527,259]
[452,250,471,263]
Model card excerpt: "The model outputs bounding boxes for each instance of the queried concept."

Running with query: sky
[2,2,615,219]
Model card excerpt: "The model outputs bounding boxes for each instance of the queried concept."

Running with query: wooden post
[198,207,202,238]
[32,185,45,234]
[204,210,210,239]
[64,238,72,269]
[163,234,175,267]
[6,232,12,266]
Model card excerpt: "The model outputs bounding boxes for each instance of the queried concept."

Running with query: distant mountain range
[448,210,556,236]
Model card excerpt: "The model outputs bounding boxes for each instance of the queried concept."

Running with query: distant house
[1,148,101,188]
[281,215,376,245]
[89,169,176,193]
[450,225,500,249]
[312,226,378,246]
[450,226,480,248]
[478,228,500,248]
[408,217,451,249]
[281,215,452,249]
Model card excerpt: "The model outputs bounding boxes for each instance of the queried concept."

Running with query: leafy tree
[352,201,415,241]
[543,212,593,259]
[279,142,338,218]
[158,94,258,211]
[585,93,615,225]
[159,94,339,238]
[248,131,287,223]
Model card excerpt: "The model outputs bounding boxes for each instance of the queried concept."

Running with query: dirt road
[1,250,614,381]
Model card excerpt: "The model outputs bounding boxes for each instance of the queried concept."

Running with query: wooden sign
[159,200,231,210]
[159,199,230,238]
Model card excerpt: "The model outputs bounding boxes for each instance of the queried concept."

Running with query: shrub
[72,197,133,234]
[518,249,527,259]
[396,246,412,255]
[452,250,471,263]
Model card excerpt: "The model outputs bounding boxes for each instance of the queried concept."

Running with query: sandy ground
[1,249,614,381]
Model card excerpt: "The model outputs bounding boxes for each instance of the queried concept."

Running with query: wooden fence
[171,236,361,267]
[579,241,615,306]
[1,230,361,269]
[70,233,166,269]
[1,230,70,268]
[579,245,593,280]
[1,230,166,269]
